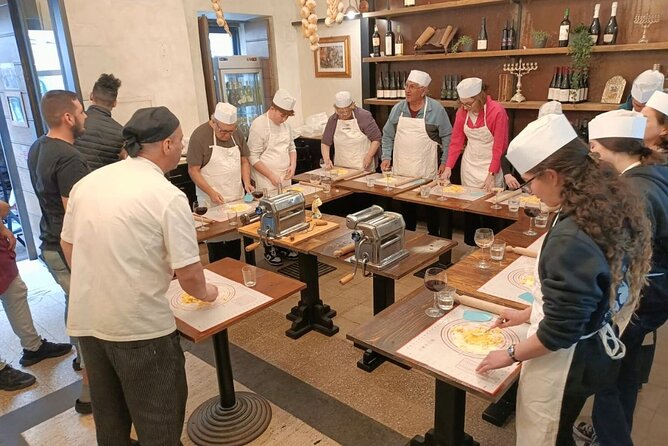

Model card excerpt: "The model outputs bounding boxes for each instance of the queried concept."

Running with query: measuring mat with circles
[430,184,487,201]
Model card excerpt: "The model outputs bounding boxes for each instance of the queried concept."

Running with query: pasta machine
[255,191,309,242]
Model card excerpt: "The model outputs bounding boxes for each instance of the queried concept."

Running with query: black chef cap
[122,106,180,157]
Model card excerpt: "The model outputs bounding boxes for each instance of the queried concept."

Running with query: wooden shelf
[363,98,618,112]
[362,0,508,19]
[363,42,668,63]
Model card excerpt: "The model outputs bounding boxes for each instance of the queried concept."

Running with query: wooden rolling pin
[506,246,538,258]
[414,26,436,49]
[334,243,356,257]
[245,241,261,252]
[495,188,522,203]
[339,272,355,285]
[454,293,514,316]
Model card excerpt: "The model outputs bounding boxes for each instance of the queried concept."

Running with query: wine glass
[474,228,494,269]
[490,184,505,210]
[251,188,265,201]
[382,165,393,191]
[424,267,447,317]
[193,199,209,232]
[437,177,450,202]
[523,202,540,236]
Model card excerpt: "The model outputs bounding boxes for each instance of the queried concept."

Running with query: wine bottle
[589,4,601,45]
[372,25,381,57]
[400,72,407,98]
[603,2,618,45]
[559,67,570,102]
[385,20,395,56]
[507,21,517,50]
[501,21,509,50]
[553,68,562,101]
[453,75,461,100]
[568,70,578,103]
[389,72,398,99]
[548,67,558,100]
[477,17,488,51]
[441,76,447,100]
[383,72,390,99]
[377,74,384,99]
[583,72,589,102]
[559,8,571,47]
[395,25,404,56]
[404,0,415,6]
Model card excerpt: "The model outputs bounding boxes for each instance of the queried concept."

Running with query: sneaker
[264,247,283,266]
[0,365,36,391]
[573,421,596,444]
[285,250,299,261]
[19,339,73,366]
[75,398,93,415]
[72,357,82,372]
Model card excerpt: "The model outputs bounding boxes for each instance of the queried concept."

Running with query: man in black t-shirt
[27,90,92,414]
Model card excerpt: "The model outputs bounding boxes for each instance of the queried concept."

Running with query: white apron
[333,116,374,171]
[393,101,439,179]
[460,106,503,188]
[516,218,630,446]
[195,129,244,203]
[252,114,292,193]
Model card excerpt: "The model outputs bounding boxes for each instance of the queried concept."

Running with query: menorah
[503,59,538,103]
[634,14,661,44]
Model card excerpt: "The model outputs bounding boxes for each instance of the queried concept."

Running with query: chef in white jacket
[248,89,297,194]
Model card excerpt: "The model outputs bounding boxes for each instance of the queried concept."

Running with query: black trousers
[79,332,187,446]
[401,202,440,236]
[207,239,242,263]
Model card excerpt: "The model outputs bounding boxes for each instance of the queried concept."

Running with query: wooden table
[337,175,430,198]
[348,286,519,446]
[309,216,458,372]
[177,258,305,446]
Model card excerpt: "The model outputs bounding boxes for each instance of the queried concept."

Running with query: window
[208,19,240,57]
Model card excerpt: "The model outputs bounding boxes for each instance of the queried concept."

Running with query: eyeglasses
[212,120,235,134]
[518,171,543,194]
[459,99,475,109]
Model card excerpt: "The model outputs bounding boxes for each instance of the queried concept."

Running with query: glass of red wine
[424,267,447,317]
[193,200,209,232]
[523,202,540,236]
[251,189,264,201]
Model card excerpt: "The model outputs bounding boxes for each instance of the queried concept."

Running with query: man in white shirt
[61,106,218,446]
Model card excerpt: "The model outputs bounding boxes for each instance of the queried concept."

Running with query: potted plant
[531,30,549,48]
[568,24,594,101]
[451,35,474,53]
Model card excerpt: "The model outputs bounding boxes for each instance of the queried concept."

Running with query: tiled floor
[2,231,667,445]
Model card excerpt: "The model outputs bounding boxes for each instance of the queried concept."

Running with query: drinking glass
[420,184,431,198]
[193,200,209,232]
[242,265,256,287]
[424,267,447,317]
[226,208,237,226]
[474,228,495,269]
[508,197,520,213]
[490,240,506,263]
[310,173,321,186]
[437,177,450,201]
[251,188,265,201]
[366,175,376,188]
[437,286,456,311]
[490,185,505,210]
[523,202,540,236]
[322,177,332,193]
[382,166,393,191]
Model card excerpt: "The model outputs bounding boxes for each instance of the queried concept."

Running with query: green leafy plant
[568,24,594,92]
[451,35,474,53]
[531,30,549,41]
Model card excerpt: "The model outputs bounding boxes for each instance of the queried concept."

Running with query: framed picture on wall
[6,92,28,127]
[314,36,351,78]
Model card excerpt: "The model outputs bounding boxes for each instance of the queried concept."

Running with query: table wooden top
[446,219,551,310]
[346,286,519,402]
[337,176,429,197]
[175,258,305,342]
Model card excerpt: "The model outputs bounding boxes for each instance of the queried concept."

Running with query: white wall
[65,0,363,135]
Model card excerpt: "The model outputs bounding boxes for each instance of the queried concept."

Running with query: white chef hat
[272,89,296,112]
[334,91,353,108]
[538,101,563,118]
[507,114,578,175]
[631,70,665,103]
[456,77,483,99]
[212,102,237,124]
[646,90,668,116]
[407,70,431,88]
[588,110,647,140]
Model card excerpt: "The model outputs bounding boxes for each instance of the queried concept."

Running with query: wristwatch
[507,344,520,363]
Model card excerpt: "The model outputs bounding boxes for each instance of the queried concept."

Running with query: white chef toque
[588,110,647,140]
[507,114,578,175]
[646,90,668,116]
[538,100,563,118]
[272,89,296,111]
[335,91,353,108]
[406,70,432,88]
[212,102,237,124]
[631,70,665,103]
[456,77,483,99]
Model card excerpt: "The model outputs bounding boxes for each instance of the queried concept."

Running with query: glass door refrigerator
[214,56,266,138]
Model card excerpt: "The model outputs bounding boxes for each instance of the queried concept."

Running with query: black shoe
[72,357,82,372]
[0,365,36,391]
[75,398,93,415]
[19,339,73,367]
[264,247,283,266]
[130,440,140,446]
[285,250,299,261]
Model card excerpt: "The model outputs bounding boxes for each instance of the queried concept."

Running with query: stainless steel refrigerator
[214,56,266,138]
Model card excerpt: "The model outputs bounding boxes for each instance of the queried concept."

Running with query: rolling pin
[506,246,538,258]
[414,26,436,49]
[245,241,261,252]
[339,273,355,285]
[439,25,454,47]
[334,243,356,257]
[454,293,515,316]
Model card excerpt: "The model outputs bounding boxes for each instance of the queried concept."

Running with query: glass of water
[508,197,520,213]
[366,175,376,188]
[420,184,431,198]
[437,286,456,311]
[490,240,506,263]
